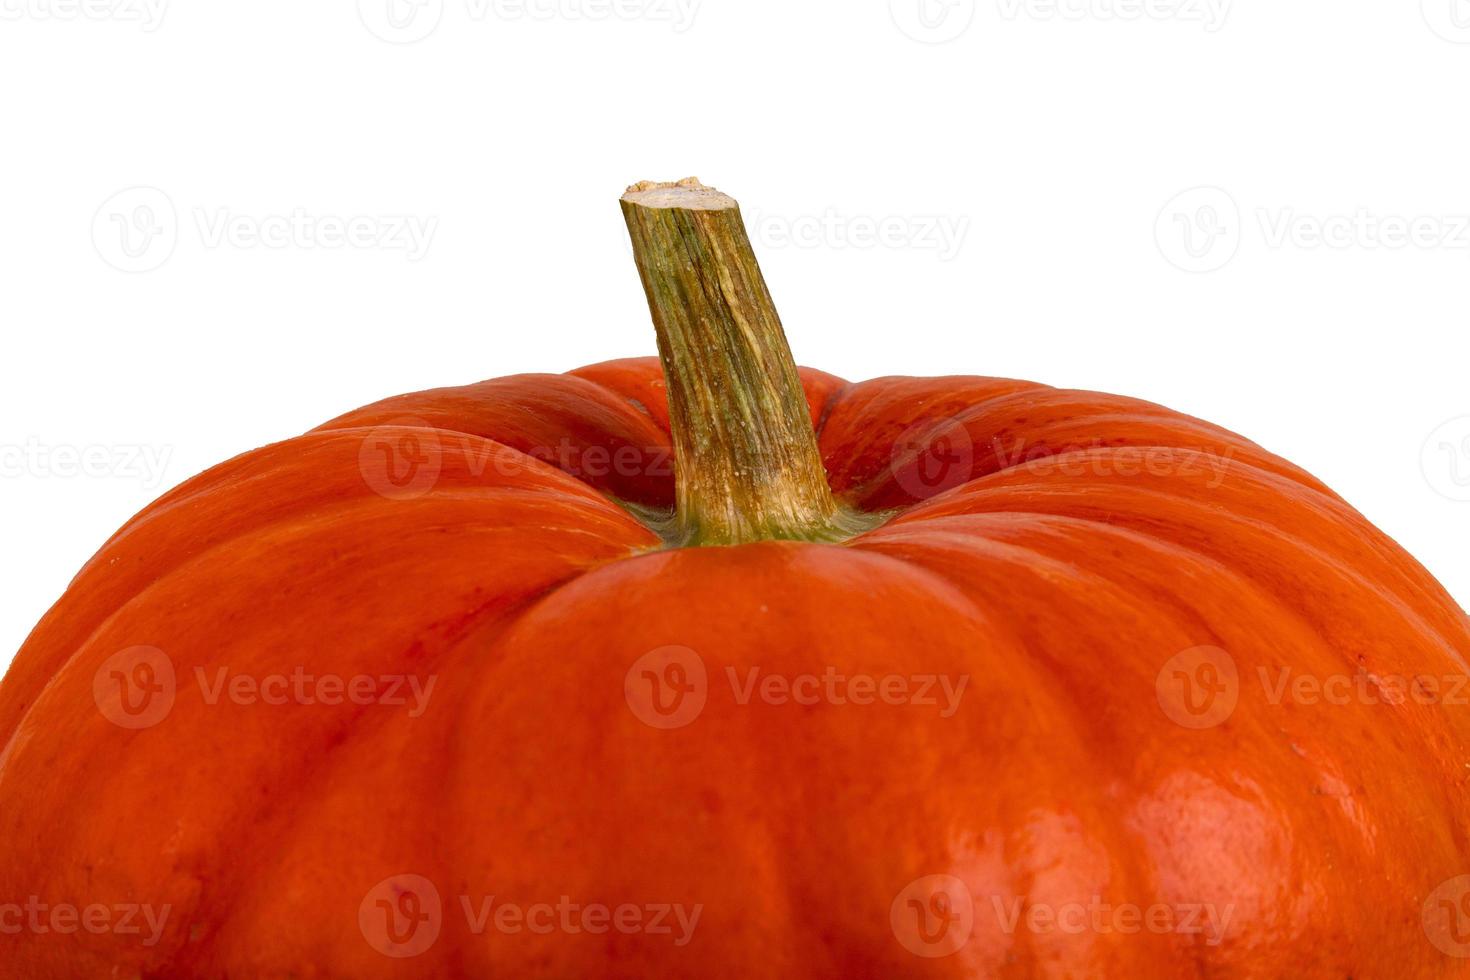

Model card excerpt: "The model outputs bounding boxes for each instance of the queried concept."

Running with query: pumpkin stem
[621,178,862,547]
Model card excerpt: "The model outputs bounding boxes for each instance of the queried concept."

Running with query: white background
[2,0,1468,671]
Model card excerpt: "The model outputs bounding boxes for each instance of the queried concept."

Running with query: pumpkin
[2,178,1467,979]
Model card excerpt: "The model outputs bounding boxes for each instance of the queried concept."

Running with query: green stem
[620,178,857,547]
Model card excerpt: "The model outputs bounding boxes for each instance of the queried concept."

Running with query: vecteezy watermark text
[0,897,171,947]
[461,895,700,946]
[93,187,437,273]
[1156,645,1470,729]
[357,0,700,43]
[726,666,970,717]
[358,875,701,958]
[996,0,1230,31]
[93,646,438,729]
[889,875,1234,957]
[1257,209,1470,251]
[194,666,437,717]
[193,208,436,259]
[0,0,167,30]
[889,415,1241,504]
[0,439,173,490]
[987,895,1234,946]
[889,0,1227,43]
[356,422,678,501]
[1157,186,1470,273]
[745,209,971,262]
[1423,416,1470,502]
[625,646,971,730]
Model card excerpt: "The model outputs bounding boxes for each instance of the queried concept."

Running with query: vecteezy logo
[358,419,444,500]
[890,875,974,957]
[93,646,176,729]
[360,874,443,958]
[92,187,178,273]
[1423,0,1470,42]
[1156,645,1239,729]
[889,0,976,43]
[624,645,708,730]
[1424,875,1470,958]
[357,0,443,43]
[1422,417,1470,502]
[890,416,976,503]
[1155,187,1241,273]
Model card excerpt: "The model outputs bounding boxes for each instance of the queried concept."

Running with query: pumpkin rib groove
[819,376,1332,511]
[878,481,1470,730]
[818,540,1211,974]
[0,515,602,777]
[82,427,636,589]
[861,510,1435,739]
[816,377,1049,494]
[864,431,1326,513]
[810,378,852,442]
[865,445,1313,531]
[566,357,676,435]
[311,373,677,508]
[897,448,1469,653]
[880,500,1470,821]
[0,504,642,976]
[917,495,1466,675]
[855,514,1462,968]
[167,584,591,977]
[0,487,652,761]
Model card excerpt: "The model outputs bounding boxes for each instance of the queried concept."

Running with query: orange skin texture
[1,356,1468,977]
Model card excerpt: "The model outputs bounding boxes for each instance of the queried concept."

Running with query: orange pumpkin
[2,180,1467,978]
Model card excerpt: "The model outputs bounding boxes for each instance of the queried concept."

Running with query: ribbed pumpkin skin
[1,356,1467,978]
